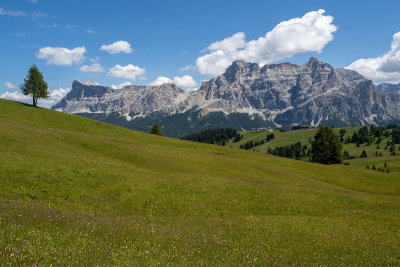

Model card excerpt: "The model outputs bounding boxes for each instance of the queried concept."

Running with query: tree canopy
[311,126,343,164]
[150,123,163,136]
[20,65,49,107]
[182,128,238,145]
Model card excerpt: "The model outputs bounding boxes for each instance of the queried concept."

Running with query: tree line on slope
[239,133,275,150]
[343,125,400,147]
[265,126,343,164]
[181,128,239,146]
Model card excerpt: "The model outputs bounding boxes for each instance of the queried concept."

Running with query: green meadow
[229,127,400,172]
[1,99,400,265]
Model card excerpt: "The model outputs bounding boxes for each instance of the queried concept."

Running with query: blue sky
[1,0,400,107]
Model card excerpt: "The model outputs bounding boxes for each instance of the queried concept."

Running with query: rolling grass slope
[0,99,400,265]
[229,127,400,175]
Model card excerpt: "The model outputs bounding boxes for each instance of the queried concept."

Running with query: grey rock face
[53,80,189,118]
[377,83,400,93]
[53,58,400,130]
[186,58,400,126]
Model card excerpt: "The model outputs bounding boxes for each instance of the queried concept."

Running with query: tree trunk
[32,94,37,107]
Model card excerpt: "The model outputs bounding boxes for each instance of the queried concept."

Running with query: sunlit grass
[229,127,400,175]
[0,99,400,265]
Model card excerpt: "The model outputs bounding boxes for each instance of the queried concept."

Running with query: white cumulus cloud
[149,76,173,86]
[347,32,400,84]
[111,81,133,89]
[0,87,70,108]
[37,46,86,66]
[172,75,197,88]
[4,82,18,90]
[149,75,197,88]
[107,64,146,80]
[207,32,246,51]
[80,63,105,73]
[100,41,133,54]
[0,91,30,103]
[196,9,337,76]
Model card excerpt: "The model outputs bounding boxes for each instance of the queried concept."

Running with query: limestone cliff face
[185,58,400,126]
[377,83,400,93]
[53,58,400,131]
[53,80,189,117]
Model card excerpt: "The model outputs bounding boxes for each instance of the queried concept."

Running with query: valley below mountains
[52,58,400,137]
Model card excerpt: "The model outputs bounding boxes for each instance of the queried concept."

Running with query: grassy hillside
[229,127,400,174]
[1,99,400,265]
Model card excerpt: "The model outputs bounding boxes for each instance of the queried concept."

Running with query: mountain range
[376,83,400,93]
[52,58,400,137]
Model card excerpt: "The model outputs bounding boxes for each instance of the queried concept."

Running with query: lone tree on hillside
[311,126,343,164]
[20,65,49,107]
[150,123,163,136]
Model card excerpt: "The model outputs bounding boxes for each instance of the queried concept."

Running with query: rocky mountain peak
[53,80,188,115]
[224,60,260,83]
[150,83,186,93]
[304,57,331,69]
[308,57,320,63]
[53,58,400,136]
[73,79,100,87]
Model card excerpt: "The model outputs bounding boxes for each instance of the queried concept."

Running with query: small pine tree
[372,165,376,170]
[366,164,370,169]
[360,150,367,158]
[150,123,163,136]
[20,64,49,107]
[384,162,387,168]
[390,143,396,152]
[311,126,343,164]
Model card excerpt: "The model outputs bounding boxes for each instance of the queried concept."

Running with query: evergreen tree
[343,150,350,160]
[339,129,346,143]
[390,143,396,152]
[311,126,343,164]
[182,128,237,145]
[360,150,367,158]
[150,123,163,136]
[266,133,275,142]
[20,64,49,107]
